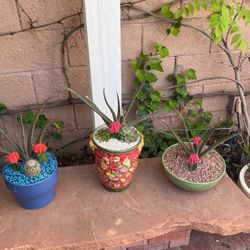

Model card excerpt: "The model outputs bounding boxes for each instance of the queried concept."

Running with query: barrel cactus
[23,159,41,177]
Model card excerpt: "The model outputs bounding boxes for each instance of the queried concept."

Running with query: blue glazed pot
[3,154,58,209]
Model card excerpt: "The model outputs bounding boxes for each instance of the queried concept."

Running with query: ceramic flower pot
[162,144,226,192]
[89,127,144,191]
[238,165,250,198]
[3,153,58,209]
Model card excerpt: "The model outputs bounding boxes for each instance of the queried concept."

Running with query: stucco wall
[0,0,249,152]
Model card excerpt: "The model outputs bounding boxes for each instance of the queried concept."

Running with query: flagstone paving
[0,158,249,249]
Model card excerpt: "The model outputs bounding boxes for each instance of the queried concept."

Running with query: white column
[83,0,122,128]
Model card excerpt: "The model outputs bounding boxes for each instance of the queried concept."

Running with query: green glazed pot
[162,143,226,192]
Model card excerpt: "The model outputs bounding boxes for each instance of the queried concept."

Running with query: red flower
[109,121,121,134]
[5,152,19,164]
[188,153,199,165]
[192,136,201,147]
[33,143,47,154]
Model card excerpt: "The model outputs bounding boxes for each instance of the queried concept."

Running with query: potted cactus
[68,88,149,191]
[161,112,237,192]
[0,105,58,209]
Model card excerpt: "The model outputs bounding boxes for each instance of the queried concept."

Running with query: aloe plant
[163,112,238,171]
[67,84,158,143]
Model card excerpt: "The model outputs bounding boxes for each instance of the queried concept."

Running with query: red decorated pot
[89,127,144,191]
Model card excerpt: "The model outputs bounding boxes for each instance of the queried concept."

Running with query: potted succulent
[68,88,148,191]
[0,105,58,209]
[161,113,237,192]
[238,135,250,198]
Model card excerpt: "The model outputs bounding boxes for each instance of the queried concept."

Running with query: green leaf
[54,121,64,129]
[188,3,194,15]
[164,104,171,112]
[167,74,177,83]
[131,60,139,70]
[52,131,62,140]
[164,99,177,112]
[169,99,178,109]
[186,69,197,80]
[202,112,213,123]
[135,69,145,82]
[18,111,35,125]
[38,114,48,129]
[137,104,146,111]
[221,6,229,17]
[150,90,161,103]
[240,39,248,53]
[194,0,200,10]
[183,7,190,17]
[231,25,239,33]
[176,74,185,84]
[149,58,164,72]
[145,72,158,83]
[0,103,7,114]
[11,163,20,172]
[160,4,174,19]
[154,43,169,58]
[170,26,180,36]
[150,102,160,112]
[231,33,241,44]
[201,0,207,10]
[38,152,48,162]
[136,90,145,101]
[176,86,187,97]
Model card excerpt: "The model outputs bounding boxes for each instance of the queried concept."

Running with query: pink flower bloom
[188,153,199,165]
[192,136,201,147]
[6,152,19,164]
[109,121,121,134]
[33,143,47,155]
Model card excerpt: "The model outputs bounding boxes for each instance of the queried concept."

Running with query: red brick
[144,244,168,250]
[148,234,166,245]
[126,239,148,248]
[127,246,145,250]
[167,230,191,248]
[105,247,126,250]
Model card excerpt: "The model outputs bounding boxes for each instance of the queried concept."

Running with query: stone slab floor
[175,230,250,250]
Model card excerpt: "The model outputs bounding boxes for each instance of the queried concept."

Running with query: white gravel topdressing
[94,137,140,151]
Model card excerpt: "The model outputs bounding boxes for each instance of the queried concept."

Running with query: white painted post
[83,0,122,128]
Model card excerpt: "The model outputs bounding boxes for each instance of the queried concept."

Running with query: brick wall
[0,0,249,152]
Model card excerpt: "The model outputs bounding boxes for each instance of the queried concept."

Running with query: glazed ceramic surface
[90,128,144,191]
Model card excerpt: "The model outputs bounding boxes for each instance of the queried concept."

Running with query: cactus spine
[23,159,41,177]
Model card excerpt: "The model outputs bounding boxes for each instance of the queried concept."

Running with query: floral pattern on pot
[90,134,144,191]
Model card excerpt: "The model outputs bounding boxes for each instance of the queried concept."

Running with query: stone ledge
[0,158,250,250]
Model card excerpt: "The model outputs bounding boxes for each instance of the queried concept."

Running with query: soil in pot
[93,126,141,152]
[163,145,225,183]
[3,153,56,185]
[245,169,250,188]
